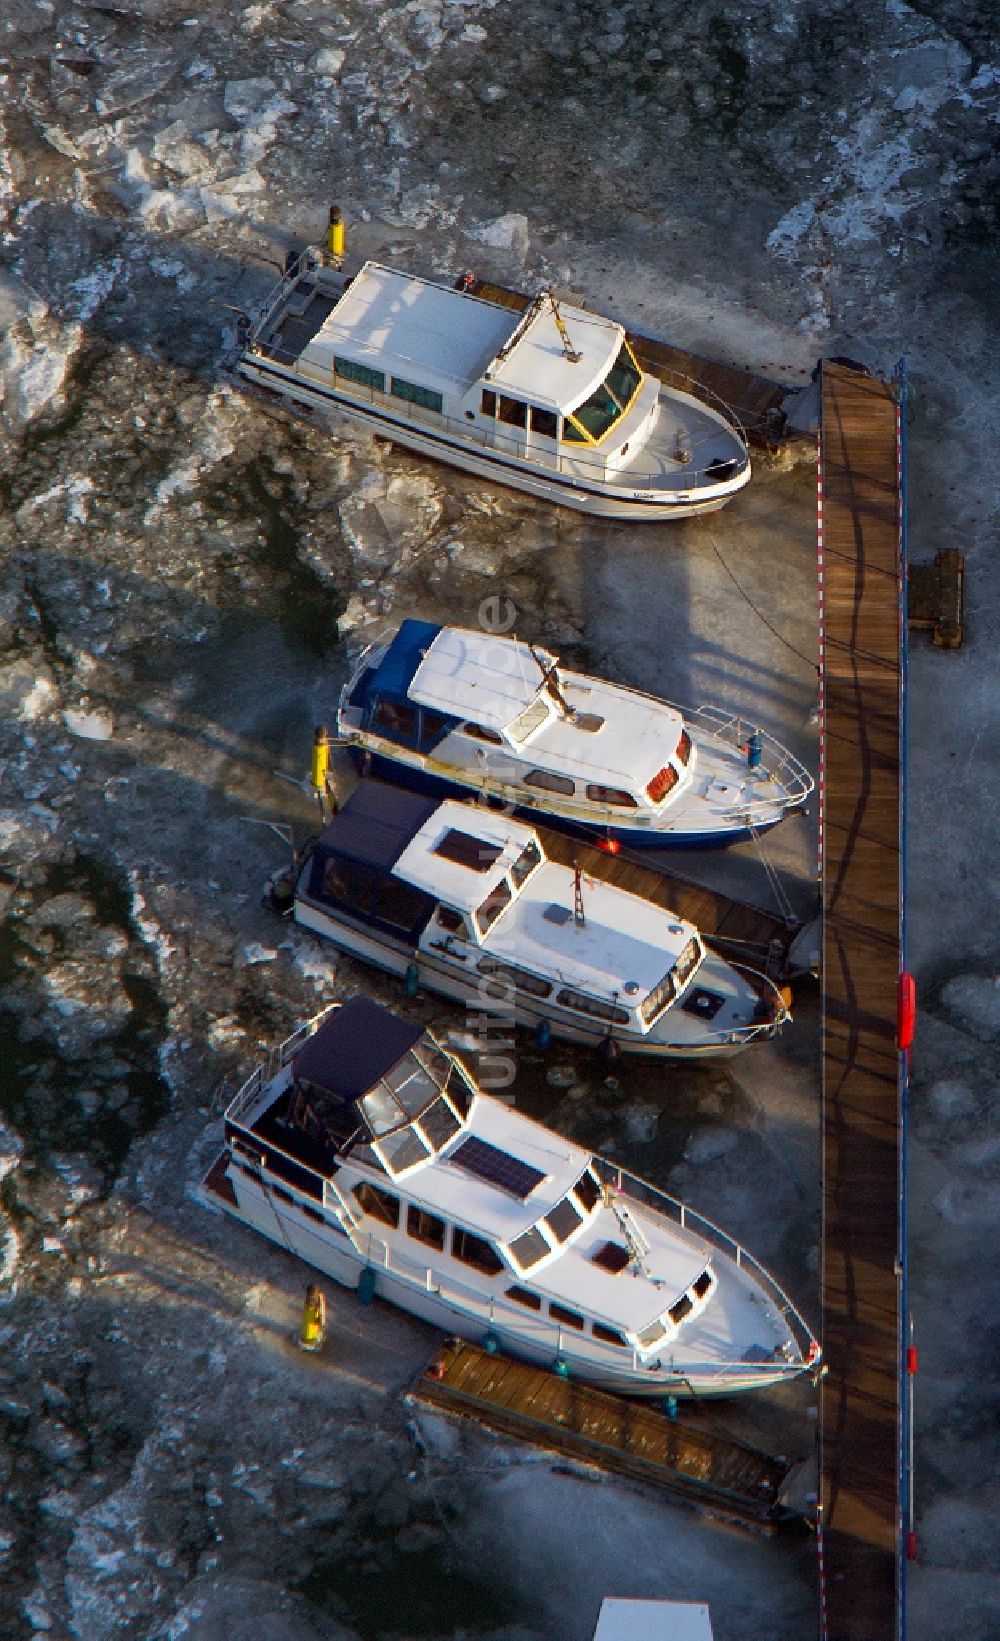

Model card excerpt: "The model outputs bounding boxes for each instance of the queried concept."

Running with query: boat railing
[224,1003,341,1125]
[357,1221,815,1386]
[673,702,815,808]
[238,339,750,494]
[590,1157,819,1366]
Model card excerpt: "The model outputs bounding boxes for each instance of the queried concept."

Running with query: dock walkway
[818,361,905,1640]
[413,1339,794,1528]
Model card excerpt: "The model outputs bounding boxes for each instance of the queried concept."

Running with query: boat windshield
[359,1040,453,1135]
[475,878,513,937]
[566,343,643,443]
[510,839,543,889]
[672,936,703,992]
[506,696,551,746]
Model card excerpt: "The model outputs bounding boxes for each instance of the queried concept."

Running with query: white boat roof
[483,296,625,414]
[402,1095,709,1328]
[482,861,696,1000]
[517,671,686,786]
[394,800,542,912]
[593,1601,714,1641]
[299,261,515,398]
[409,627,559,734]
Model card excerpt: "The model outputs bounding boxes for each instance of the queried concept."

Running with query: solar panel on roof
[450,1135,545,1199]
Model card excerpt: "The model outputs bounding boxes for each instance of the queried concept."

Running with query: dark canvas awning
[312,778,439,873]
[292,996,425,1104]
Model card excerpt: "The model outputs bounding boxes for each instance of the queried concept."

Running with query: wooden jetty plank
[820,362,903,1640]
[415,1343,792,1525]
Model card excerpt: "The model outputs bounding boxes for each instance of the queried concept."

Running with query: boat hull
[292,896,755,1060]
[236,355,744,521]
[208,1162,799,1399]
[349,745,788,851]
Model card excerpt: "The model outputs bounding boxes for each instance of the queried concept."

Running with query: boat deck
[413,1338,794,1528]
[818,361,905,1639]
[468,279,796,447]
[536,824,804,975]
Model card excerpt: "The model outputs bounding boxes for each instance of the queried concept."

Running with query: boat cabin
[343,620,697,815]
[294,261,659,475]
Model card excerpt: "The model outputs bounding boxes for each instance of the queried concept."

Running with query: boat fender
[357,1266,376,1306]
[535,1019,552,1050]
[598,1035,621,1065]
[406,961,420,997]
[897,971,917,1051]
[454,269,476,292]
[483,1330,500,1355]
[553,1354,569,1379]
[326,206,345,263]
[746,730,763,769]
[310,724,331,794]
[662,1394,678,1421]
[598,835,621,855]
[426,1356,448,1380]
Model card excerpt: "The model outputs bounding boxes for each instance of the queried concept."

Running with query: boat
[337,620,814,848]
[282,777,790,1059]
[201,995,819,1398]
[232,254,750,520]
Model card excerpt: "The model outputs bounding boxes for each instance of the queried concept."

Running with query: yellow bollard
[326,206,345,263]
[299,1283,327,1352]
[310,724,331,795]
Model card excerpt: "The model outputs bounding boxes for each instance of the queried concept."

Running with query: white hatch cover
[592,1599,714,1641]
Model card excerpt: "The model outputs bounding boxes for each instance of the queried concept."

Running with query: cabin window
[335,356,385,392]
[407,1205,446,1250]
[507,698,551,745]
[452,1227,504,1275]
[419,1097,462,1151]
[478,959,553,1001]
[497,396,527,428]
[646,764,679,804]
[669,1293,694,1327]
[585,784,638,809]
[562,417,589,443]
[545,1196,582,1243]
[523,769,575,796]
[508,1226,550,1270]
[605,342,643,416]
[549,1302,585,1332]
[421,710,451,742]
[436,906,471,938]
[529,405,558,439]
[510,840,543,888]
[673,937,703,991]
[592,1321,628,1348]
[570,379,620,442]
[373,698,417,740]
[379,1125,430,1174]
[481,388,497,417]
[475,879,513,936]
[391,377,443,414]
[351,1142,386,1174]
[555,989,630,1026]
[676,729,693,767]
[573,1168,601,1213]
[506,1285,542,1310]
[353,1180,400,1227]
[318,857,378,916]
[462,721,503,745]
[374,876,434,935]
[450,1078,472,1119]
[639,970,677,1027]
[693,1269,713,1299]
[637,1318,667,1349]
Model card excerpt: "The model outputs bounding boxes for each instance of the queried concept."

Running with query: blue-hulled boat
[336,621,813,849]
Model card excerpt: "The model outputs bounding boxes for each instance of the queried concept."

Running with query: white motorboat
[284,778,790,1059]
[338,620,814,848]
[202,996,819,1398]
[233,255,750,520]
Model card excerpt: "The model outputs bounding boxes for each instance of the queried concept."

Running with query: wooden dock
[413,1339,794,1528]
[818,361,904,1639]
[469,278,797,448]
